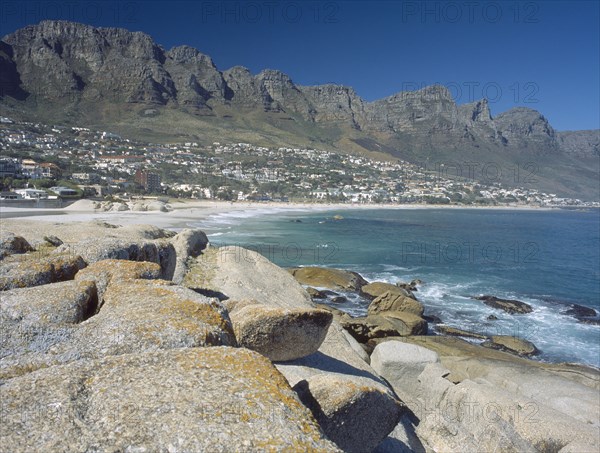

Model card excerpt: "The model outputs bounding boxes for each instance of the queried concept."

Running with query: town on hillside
[0,117,598,208]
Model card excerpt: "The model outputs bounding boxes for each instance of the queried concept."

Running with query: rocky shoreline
[1,220,599,452]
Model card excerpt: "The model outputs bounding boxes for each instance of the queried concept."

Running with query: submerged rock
[578,318,600,325]
[564,303,597,318]
[306,286,331,299]
[330,295,347,303]
[0,348,340,452]
[473,295,534,314]
[423,314,443,324]
[563,303,599,325]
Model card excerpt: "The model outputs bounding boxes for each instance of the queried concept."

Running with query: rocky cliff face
[1,20,598,158]
[3,20,175,104]
[557,130,600,157]
[164,45,226,111]
[299,84,366,128]
[494,107,558,152]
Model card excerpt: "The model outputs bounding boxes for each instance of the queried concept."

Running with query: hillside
[1,20,598,199]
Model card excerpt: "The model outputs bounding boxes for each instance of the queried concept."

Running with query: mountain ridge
[1,20,598,198]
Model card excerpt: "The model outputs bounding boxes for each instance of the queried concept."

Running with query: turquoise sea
[193,207,600,368]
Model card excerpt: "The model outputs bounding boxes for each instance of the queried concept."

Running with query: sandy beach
[0,198,558,231]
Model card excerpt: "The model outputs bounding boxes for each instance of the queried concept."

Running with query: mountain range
[1,20,598,199]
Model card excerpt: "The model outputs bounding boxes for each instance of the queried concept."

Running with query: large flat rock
[0,279,98,327]
[186,246,314,308]
[0,280,236,381]
[1,220,175,247]
[0,254,86,291]
[74,259,162,302]
[288,266,369,291]
[377,336,600,452]
[0,280,98,363]
[0,347,340,452]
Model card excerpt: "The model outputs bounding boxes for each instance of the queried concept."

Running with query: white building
[15,189,48,199]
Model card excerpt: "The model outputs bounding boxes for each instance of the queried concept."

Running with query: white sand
[0,200,339,230]
[0,199,556,231]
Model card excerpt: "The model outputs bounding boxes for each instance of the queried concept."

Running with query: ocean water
[193,207,600,368]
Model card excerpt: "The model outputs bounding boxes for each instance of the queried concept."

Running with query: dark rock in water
[487,314,499,320]
[306,287,340,299]
[306,287,326,299]
[563,304,597,318]
[331,296,347,303]
[561,304,599,325]
[473,295,533,314]
[396,279,423,292]
[289,219,303,223]
[423,314,443,324]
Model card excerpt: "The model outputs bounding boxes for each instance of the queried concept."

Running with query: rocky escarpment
[1,219,599,452]
[494,107,559,152]
[2,20,598,159]
[557,129,600,157]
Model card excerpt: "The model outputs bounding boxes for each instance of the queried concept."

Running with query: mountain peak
[0,20,597,162]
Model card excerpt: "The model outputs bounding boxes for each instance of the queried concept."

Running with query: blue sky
[1,0,598,131]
